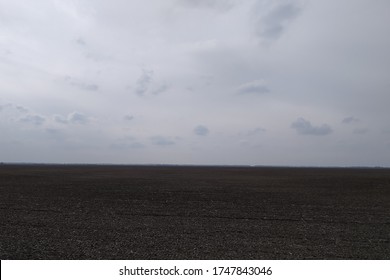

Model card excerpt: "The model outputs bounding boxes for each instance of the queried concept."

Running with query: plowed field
[1,165,389,259]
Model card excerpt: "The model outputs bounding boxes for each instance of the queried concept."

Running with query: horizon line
[1,161,389,169]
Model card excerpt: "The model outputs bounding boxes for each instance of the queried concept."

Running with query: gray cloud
[45,128,66,141]
[15,105,29,113]
[0,103,28,113]
[54,115,68,124]
[291,118,333,136]
[342,116,360,124]
[79,83,99,91]
[247,127,266,136]
[69,112,88,124]
[200,75,214,87]
[111,136,145,150]
[353,128,369,135]
[255,1,302,41]
[111,142,144,149]
[0,105,5,112]
[135,69,153,96]
[46,128,61,135]
[54,112,89,125]
[64,76,99,92]
[151,83,170,95]
[133,69,169,96]
[178,0,235,11]
[150,136,175,146]
[382,129,390,134]
[236,80,270,95]
[0,103,12,112]
[20,114,45,126]
[123,115,134,121]
[76,37,86,46]
[194,125,209,136]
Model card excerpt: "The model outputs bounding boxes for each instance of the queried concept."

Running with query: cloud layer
[1,0,390,166]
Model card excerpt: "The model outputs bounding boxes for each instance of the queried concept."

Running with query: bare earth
[0,164,389,259]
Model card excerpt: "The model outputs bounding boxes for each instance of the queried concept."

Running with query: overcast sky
[1,0,390,166]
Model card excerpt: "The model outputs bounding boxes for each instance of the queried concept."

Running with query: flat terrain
[0,164,389,259]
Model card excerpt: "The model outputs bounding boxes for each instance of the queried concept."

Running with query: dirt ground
[0,164,389,259]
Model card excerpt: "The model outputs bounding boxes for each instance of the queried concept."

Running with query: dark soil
[0,164,389,259]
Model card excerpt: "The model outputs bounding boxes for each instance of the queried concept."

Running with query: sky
[1,0,390,166]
